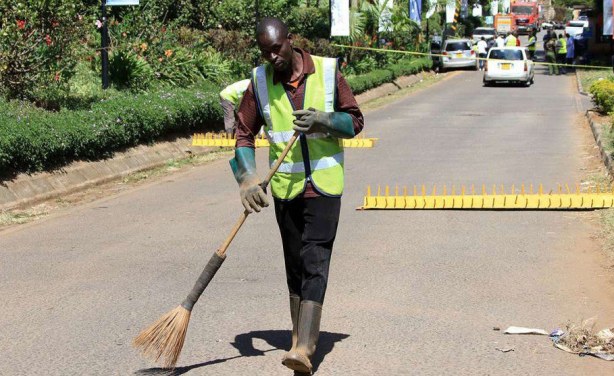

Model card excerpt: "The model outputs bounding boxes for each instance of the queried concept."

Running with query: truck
[494,14,516,34]
[510,1,541,34]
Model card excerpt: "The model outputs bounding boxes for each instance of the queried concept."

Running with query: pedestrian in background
[505,31,517,47]
[556,33,567,74]
[220,79,250,136]
[477,37,487,71]
[486,34,496,52]
[544,33,559,75]
[526,29,537,60]
[514,31,520,46]
[566,33,575,72]
[496,33,505,48]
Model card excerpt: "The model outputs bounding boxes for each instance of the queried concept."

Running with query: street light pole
[101,0,109,89]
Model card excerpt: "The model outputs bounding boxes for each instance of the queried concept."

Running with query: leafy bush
[0,84,223,175]
[0,1,88,107]
[589,79,614,114]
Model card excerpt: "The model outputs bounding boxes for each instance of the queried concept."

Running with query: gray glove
[292,108,355,139]
[292,108,331,134]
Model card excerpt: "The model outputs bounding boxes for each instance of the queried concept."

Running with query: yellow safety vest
[252,56,344,200]
[527,36,536,51]
[220,79,250,106]
[506,35,517,46]
[557,38,567,54]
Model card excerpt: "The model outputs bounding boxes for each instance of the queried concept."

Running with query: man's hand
[292,108,331,134]
[239,175,269,213]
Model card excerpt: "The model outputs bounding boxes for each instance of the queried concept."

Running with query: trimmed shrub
[0,84,223,175]
[589,79,614,114]
[346,57,432,94]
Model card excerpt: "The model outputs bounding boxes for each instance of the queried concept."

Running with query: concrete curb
[585,111,614,179]
[575,71,588,96]
[0,71,433,211]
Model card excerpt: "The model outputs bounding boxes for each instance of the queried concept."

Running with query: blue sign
[106,0,139,5]
[485,16,494,25]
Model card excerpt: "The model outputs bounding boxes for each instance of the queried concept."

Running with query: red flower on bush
[16,20,26,29]
[44,35,52,46]
[54,72,61,82]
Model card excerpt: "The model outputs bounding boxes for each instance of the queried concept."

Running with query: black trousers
[274,195,341,304]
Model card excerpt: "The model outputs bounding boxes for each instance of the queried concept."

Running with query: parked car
[541,21,553,29]
[483,47,534,86]
[553,21,565,29]
[471,27,497,42]
[565,20,586,36]
[441,39,478,71]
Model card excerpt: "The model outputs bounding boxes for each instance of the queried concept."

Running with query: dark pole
[101,0,109,89]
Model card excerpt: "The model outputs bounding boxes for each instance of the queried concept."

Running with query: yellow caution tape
[331,43,612,70]
[192,133,378,148]
[359,183,614,210]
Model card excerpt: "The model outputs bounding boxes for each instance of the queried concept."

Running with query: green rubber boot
[281,300,322,374]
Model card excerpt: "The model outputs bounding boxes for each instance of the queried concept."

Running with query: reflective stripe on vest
[252,55,344,200]
[219,79,250,106]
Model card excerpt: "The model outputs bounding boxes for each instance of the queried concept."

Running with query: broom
[133,131,300,369]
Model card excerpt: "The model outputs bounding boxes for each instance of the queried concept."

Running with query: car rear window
[445,42,471,51]
[488,49,524,60]
[568,21,585,27]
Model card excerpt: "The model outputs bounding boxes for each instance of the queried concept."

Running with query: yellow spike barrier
[192,132,378,148]
[359,184,614,210]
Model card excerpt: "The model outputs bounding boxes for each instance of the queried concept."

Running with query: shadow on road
[134,330,349,375]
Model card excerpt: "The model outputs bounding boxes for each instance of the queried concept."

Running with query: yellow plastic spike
[413,185,417,196]
[521,184,526,195]
[367,185,372,197]
[432,185,437,196]
[377,185,381,196]
[482,184,486,195]
[511,184,515,194]
[443,185,447,195]
[385,185,390,197]
[421,185,426,196]
[539,184,543,195]
[461,185,466,196]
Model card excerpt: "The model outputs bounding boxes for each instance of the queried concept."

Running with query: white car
[441,39,478,71]
[565,21,586,36]
[541,21,554,29]
[483,47,534,86]
[472,27,497,42]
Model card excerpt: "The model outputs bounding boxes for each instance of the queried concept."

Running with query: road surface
[1,66,613,375]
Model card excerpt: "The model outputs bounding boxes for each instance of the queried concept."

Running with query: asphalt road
[2,67,614,376]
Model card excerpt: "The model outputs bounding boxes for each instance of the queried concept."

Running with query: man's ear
[288,33,294,45]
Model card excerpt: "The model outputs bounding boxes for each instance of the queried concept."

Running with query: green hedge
[0,83,223,175]
[0,57,432,176]
[589,79,614,114]
[347,58,433,95]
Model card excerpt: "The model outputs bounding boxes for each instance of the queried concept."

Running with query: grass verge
[577,69,614,93]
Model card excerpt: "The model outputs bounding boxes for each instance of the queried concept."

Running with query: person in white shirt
[496,34,505,48]
[477,37,488,70]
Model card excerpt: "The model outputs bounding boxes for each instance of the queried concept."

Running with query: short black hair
[256,17,288,38]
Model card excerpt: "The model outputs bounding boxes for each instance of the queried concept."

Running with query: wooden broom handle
[216,131,300,257]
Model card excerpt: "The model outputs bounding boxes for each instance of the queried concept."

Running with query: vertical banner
[379,0,394,31]
[426,0,437,19]
[472,4,482,17]
[446,0,456,23]
[460,0,468,18]
[491,0,499,15]
[331,0,350,36]
[502,0,510,14]
[409,0,421,25]
[605,0,613,36]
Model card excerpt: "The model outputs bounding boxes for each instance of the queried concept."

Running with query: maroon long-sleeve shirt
[236,48,364,198]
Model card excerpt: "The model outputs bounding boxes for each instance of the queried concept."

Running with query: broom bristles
[133,305,191,369]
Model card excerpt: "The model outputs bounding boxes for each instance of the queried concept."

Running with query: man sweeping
[230,17,364,374]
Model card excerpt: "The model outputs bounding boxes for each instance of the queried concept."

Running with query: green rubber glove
[229,147,269,213]
[292,108,355,139]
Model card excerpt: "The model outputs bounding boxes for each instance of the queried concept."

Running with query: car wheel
[483,80,491,87]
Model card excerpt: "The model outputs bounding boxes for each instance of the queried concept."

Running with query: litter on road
[503,326,549,335]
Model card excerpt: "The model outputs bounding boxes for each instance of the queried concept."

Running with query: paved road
[2,68,614,376]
